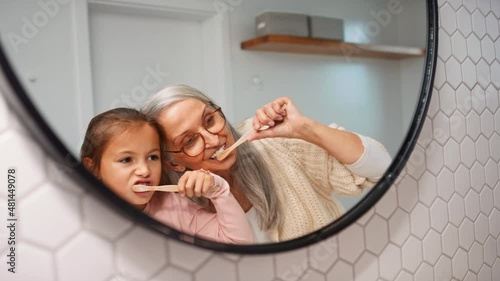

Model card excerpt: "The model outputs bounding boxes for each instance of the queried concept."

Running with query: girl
[79,107,253,244]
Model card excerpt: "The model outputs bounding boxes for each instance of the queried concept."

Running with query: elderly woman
[141,84,391,243]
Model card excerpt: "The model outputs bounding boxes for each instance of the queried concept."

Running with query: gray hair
[141,84,282,231]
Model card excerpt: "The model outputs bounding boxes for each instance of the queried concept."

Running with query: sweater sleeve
[179,174,254,244]
[144,174,254,244]
[345,133,392,181]
[281,123,387,197]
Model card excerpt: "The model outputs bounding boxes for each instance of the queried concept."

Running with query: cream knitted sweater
[237,119,380,242]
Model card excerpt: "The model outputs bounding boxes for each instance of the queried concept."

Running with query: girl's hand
[177,169,217,198]
[249,97,308,141]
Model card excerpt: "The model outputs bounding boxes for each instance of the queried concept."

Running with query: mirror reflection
[0,0,426,244]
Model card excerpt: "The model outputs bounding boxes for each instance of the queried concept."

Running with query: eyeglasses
[166,107,226,157]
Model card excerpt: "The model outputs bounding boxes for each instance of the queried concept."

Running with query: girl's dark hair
[80,107,167,176]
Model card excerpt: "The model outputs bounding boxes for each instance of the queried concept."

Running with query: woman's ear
[164,160,186,172]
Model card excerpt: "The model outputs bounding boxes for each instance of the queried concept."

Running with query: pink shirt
[143,174,254,244]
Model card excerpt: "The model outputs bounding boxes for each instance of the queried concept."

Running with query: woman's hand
[177,169,217,197]
[248,97,366,165]
[249,97,309,141]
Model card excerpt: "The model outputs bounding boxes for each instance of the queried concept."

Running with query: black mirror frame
[0,0,438,254]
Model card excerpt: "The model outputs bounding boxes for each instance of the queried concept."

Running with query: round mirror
[0,0,437,253]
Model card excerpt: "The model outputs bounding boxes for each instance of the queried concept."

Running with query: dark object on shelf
[309,16,344,41]
[256,12,309,37]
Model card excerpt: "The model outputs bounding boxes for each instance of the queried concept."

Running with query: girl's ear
[82,157,100,178]
[164,160,186,172]
[82,157,94,171]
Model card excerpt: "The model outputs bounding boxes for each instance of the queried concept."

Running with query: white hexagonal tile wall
[451,32,468,62]
[448,193,466,227]
[364,215,388,255]
[397,177,418,212]
[442,27,456,62]
[405,145,427,180]
[195,256,237,281]
[326,261,353,281]
[460,137,477,168]
[474,213,490,244]
[470,162,486,191]
[116,227,167,280]
[450,110,467,143]
[441,224,459,257]
[465,189,481,220]
[480,36,495,64]
[82,194,133,240]
[19,182,81,249]
[56,231,113,281]
[464,271,478,281]
[477,59,492,89]
[445,57,463,89]
[457,7,473,36]
[492,0,500,16]
[338,224,365,263]
[452,248,469,280]
[443,140,461,172]
[489,133,500,162]
[378,243,401,281]
[480,184,494,215]
[0,131,46,199]
[0,243,54,281]
[354,252,378,281]
[467,34,483,63]
[469,241,485,273]
[454,164,472,197]
[441,3,459,35]
[438,84,457,116]
[490,61,500,88]
[463,0,478,13]
[459,218,476,250]
[423,229,442,265]
[477,0,491,16]
[374,187,397,219]
[389,209,411,247]
[168,240,212,272]
[401,236,423,273]
[425,141,445,176]
[489,208,500,237]
[471,84,487,114]
[150,267,191,281]
[300,269,325,281]
[238,256,274,281]
[418,171,438,207]
[495,109,500,134]
[478,264,492,281]
[494,260,500,281]
[456,84,473,114]
[308,237,338,273]
[484,84,500,114]
[430,198,450,233]
[437,168,456,202]
[415,262,434,281]
[472,10,487,38]
[434,255,452,281]
[483,236,497,267]
[410,203,430,240]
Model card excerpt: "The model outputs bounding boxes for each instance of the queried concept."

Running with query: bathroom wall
[0,1,499,281]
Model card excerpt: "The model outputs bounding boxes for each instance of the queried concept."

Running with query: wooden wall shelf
[241,35,425,60]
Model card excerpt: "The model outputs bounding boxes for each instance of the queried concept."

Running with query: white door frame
[72,0,233,138]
